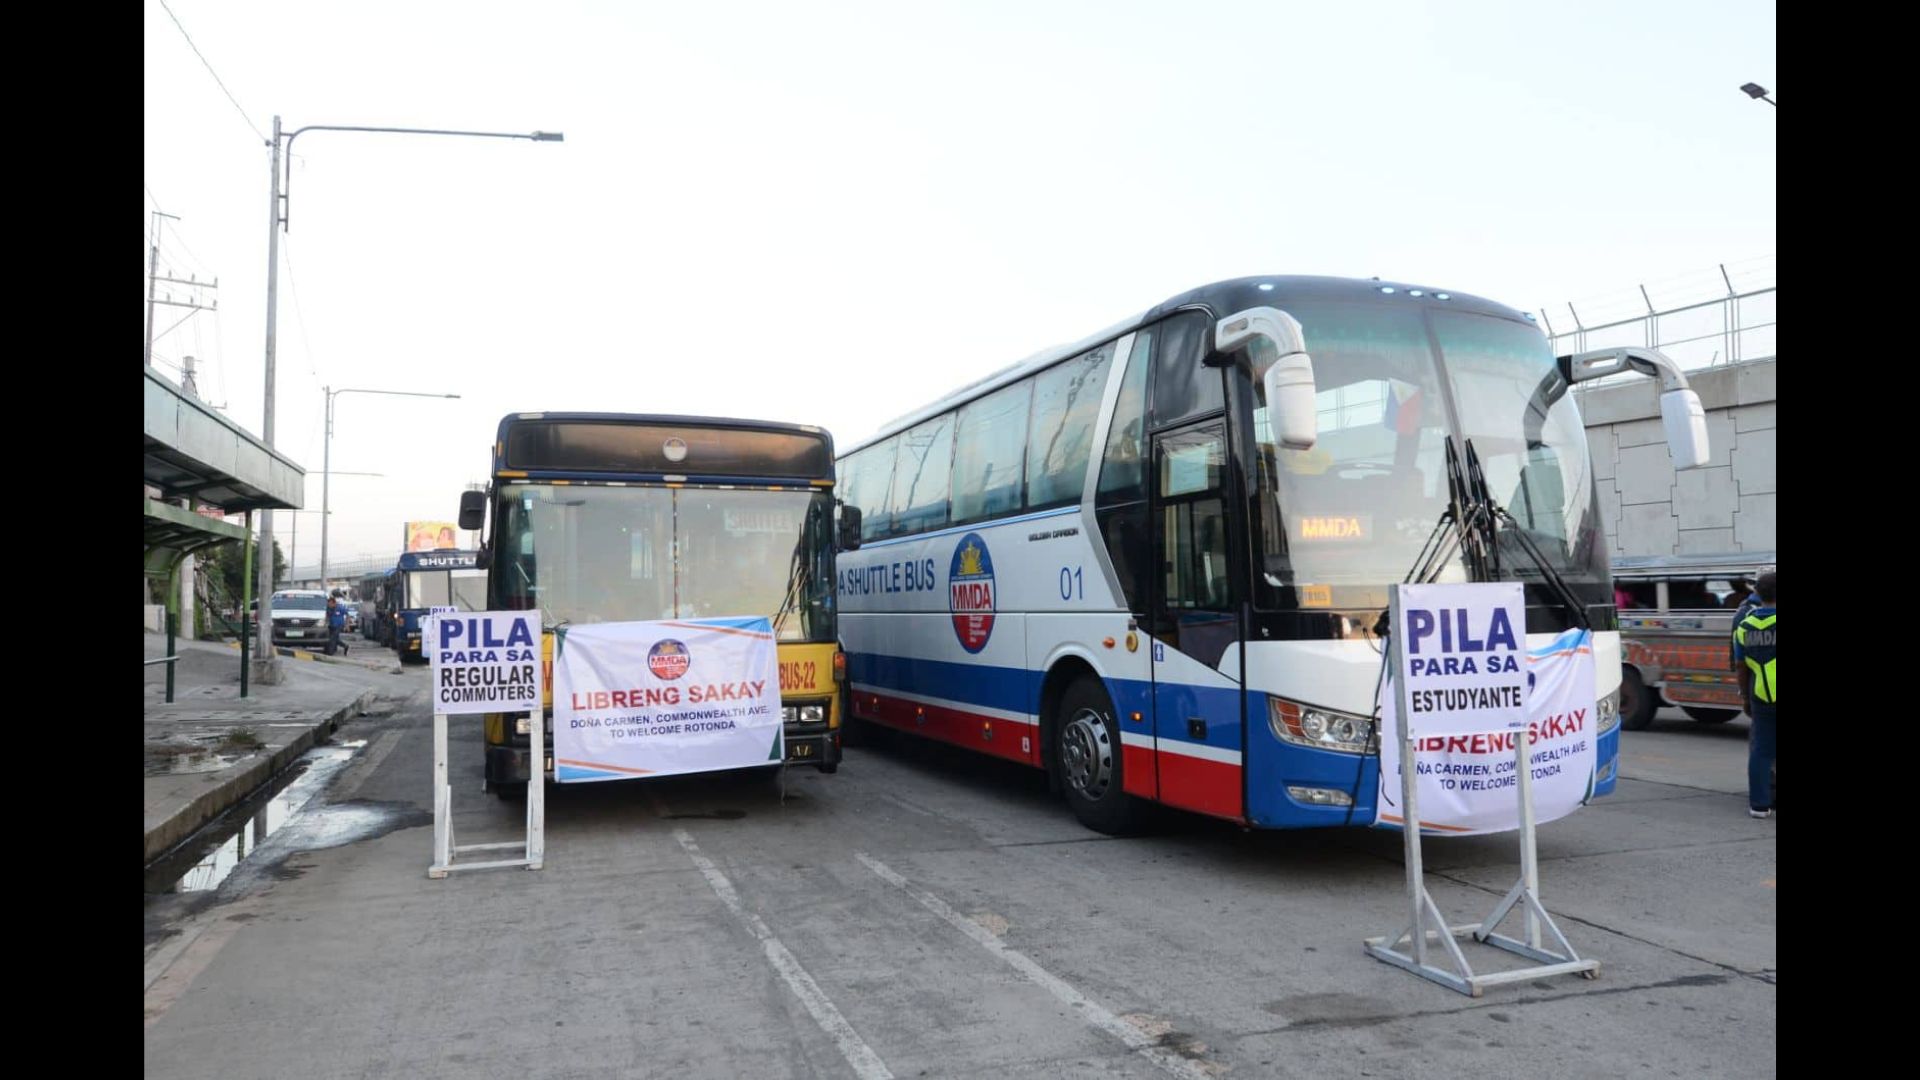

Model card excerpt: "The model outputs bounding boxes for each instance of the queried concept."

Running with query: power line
[280,235,323,380]
[156,0,268,144]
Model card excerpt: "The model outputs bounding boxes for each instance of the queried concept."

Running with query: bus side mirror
[1217,307,1317,450]
[458,490,486,531]
[837,505,862,551]
[475,545,493,570]
[1560,347,1710,469]
[1658,389,1710,470]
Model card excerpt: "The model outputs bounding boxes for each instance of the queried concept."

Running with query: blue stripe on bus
[847,651,1243,753]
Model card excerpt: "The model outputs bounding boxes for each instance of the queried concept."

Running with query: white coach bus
[834,275,1707,834]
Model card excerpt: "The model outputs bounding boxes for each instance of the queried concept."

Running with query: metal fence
[1538,257,1774,377]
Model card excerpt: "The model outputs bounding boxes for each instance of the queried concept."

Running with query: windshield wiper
[771,537,810,638]
[1462,438,1591,630]
[1375,439,1485,641]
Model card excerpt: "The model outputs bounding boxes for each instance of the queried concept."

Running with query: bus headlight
[782,703,828,723]
[1596,688,1620,734]
[1269,697,1376,754]
[515,715,533,735]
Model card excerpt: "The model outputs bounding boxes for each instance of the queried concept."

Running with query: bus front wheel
[1055,678,1148,836]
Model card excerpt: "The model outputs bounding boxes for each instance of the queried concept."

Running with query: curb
[220,640,392,668]
[143,688,378,866]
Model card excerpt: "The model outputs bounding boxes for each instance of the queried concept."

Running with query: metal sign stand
[429,708,545,878]
[1363,587,1599,996]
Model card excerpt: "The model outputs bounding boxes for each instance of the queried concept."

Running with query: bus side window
[952,380,1032,525]
[1096,331,1152,612]
[841,439,898,542]
[1158,423,1231,612]
[1147,312,1220,429]
[1027,343,1112,511]
[887,414,954,537]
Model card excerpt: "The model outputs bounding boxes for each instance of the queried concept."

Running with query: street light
[252,118,561,681]
[322,387,458,586]
[1740,83,1776,106]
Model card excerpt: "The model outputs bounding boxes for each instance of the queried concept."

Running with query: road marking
[673,829,893,1080]
[854,851,1214,1080]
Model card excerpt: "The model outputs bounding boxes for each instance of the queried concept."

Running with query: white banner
[1377,628,1598,836]
[427,611,544,716]
[1393,582,1528,737]
[551,616,783,783]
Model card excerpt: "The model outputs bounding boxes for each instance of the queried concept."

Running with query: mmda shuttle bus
[834,274,1708,834]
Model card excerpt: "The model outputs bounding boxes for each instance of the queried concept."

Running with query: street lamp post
[1740,83,1776,107]
[252,117,562,682]
[322,387,459,587]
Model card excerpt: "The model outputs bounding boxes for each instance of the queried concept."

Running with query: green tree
[203,537,288,610]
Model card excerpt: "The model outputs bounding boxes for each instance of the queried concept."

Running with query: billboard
[405,521,459,552]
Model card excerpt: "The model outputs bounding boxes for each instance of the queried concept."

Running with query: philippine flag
[1381,381,1423,435]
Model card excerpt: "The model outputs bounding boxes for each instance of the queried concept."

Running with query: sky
[143,0,1775,571]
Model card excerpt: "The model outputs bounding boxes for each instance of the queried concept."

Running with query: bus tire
[1619,669,1657,731]
[1681,706,1738,724]
[1055,677,1148,836]
[495,782,525,802]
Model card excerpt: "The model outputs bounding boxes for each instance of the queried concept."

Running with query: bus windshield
[493,484,836,642]
[405,569,488,610]
[1252,302,1606,606]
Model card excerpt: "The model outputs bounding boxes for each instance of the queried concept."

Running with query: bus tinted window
[951,381,1032,524]
[1148,312,1221,428]
[840,440,897,542]
[887,414,954,536]
[504,421,830,477]
[1097,330,1152,504]
[1026,344,1113,510]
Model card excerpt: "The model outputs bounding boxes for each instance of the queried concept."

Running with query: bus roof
[842,275,1533,457]
[492,412,829,444]
[490,412,836,483]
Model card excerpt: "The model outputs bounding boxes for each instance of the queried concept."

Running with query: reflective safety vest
[1735,610,1776,704]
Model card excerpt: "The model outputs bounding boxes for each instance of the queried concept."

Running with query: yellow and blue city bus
[387,549,486,662]
[460,413,845,797]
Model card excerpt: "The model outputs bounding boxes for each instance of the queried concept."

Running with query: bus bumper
[782,726,842,772]
[487,743,552,787]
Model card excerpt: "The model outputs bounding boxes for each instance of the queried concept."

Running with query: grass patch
[219,728,265,752]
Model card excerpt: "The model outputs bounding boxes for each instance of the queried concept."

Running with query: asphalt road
[144,681,1775,1079]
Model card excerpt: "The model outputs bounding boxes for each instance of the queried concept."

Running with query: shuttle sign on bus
[428,612,544,715]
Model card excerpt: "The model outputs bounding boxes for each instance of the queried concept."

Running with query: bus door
[1148,417,1247,819]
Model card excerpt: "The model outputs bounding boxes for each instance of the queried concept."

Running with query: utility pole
[145,210,218,369]
[255,115,285,685]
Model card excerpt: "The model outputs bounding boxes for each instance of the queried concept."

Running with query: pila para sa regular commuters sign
[427,612,543,715]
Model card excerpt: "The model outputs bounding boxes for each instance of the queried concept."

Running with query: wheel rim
[1060,708,1114,800]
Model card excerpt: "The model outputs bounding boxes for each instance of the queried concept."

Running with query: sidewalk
[144,631,407,865]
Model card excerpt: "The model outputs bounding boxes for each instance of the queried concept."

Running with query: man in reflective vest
[1728,564,1772,669]
[1731,570,1776,818]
